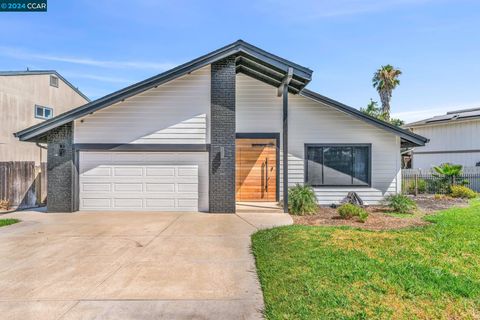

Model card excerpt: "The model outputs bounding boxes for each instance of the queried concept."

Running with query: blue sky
[1,0,479,122]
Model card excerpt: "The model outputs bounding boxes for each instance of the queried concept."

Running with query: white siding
[74,66,210,144]
[236,73,401,205]
[289,94,401,205]
[410,120,480,168]
[413,152,480,169]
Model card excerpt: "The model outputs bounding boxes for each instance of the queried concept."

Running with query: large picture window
[305,144,371,186]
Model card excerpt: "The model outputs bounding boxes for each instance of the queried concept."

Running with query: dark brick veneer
[46,122,77,212]
[209,57,236,213]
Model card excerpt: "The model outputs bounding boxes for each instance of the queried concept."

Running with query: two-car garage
[79,152,208,212]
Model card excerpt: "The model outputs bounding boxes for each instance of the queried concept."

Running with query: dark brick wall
[46,122,76,212]
[209,57,236,213]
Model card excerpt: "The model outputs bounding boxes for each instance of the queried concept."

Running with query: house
[0,70,89,164]
[405,107,480,169]
[14,40,427,213]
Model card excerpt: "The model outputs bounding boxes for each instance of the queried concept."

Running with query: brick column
[46,122,77,212]
[209,57,236,213]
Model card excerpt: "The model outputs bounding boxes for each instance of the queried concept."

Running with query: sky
[0,0,479,123]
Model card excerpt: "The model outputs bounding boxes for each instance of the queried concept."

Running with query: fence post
[414,173,418,196]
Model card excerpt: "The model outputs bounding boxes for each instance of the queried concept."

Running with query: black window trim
[35,105,54,120]
[304,143,372,188]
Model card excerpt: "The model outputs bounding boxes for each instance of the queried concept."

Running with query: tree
[432,163,469,193]
[360,99,405,126]
[372,65,402,120]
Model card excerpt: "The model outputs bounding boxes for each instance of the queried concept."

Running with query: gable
[74,66,210,144]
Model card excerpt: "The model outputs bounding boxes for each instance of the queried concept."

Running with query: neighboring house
[0,70,89,164]
[15,40,427,213]
[405,108,480,169]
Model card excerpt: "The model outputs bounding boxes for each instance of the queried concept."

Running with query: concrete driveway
[0,210,292,320]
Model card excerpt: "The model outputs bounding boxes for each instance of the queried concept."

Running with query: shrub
[288,184,318,215]
[406,179,427,194]
[432,163,469,193]
[337,203,368,222]
[0,199,10,210]
[385,194,417,214]
[450,185,477,199]
[358,210,369,223]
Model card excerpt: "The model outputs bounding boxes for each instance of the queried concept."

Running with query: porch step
[236,202,283,213]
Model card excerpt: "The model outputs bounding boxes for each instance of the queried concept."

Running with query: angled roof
[0,70,90,102]
[405,107,480,128]
[14,40,427,147]
[15,40,312,141]
[300,90,428,147]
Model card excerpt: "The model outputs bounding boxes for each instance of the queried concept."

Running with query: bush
[337,203,368,222]
[450,185,477,199]
[406,179,427,194]
[385,194,417,214]
[288,184,318,215]
[358,210,369,223]
[0,199,10,210]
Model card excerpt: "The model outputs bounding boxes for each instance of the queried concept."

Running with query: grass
[0,219,20,227]
[252,200,480,319]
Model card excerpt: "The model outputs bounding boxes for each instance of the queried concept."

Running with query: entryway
[235,135,278,202]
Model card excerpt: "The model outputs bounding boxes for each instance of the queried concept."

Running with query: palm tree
[372,65,402,120]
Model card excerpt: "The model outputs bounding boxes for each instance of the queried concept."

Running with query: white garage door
[79,152,207,211]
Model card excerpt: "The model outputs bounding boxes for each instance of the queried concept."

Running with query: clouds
[0,46,176,71]
[392,102,480,123]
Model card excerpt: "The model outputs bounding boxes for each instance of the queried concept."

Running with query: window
[50,75,59,87]
[305,144,371,186]
[35,105,53,120]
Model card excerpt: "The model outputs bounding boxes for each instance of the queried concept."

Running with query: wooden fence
[402,167,480,195]
[0,162,47,209]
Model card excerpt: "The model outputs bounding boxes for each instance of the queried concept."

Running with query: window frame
[50,75,59,88]
[34,105,54,120]
[304,143,372,187]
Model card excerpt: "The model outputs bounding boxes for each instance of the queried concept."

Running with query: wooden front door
[236,138,277,202]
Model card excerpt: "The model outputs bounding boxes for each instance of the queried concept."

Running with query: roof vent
[50,75,59,88]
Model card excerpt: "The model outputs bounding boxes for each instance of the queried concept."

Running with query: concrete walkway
[0,210,292,320]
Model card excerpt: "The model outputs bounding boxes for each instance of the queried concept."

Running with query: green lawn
[0,219,20,227]
[252,200,480,319]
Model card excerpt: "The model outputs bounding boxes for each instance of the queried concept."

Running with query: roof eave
[300,89,429,147]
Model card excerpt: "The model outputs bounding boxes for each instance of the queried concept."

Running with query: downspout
[283,84,289,213]
[278,68,293,214]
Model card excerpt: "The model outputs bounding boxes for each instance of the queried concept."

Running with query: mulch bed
[412,194,469,213]
[293,195,469,231]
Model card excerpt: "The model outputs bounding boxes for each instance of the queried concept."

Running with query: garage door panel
[81,183,111,192]
[113,198,143,208]
[113,183,143,192]
[82,198,111,209]
[177,183,198,192]
[177,199,198,207]
[79,152,205,211]
[177,167,198,176]
[145,183,175,192]
[145,198,176,208]
[146,167,176,176]
[113,167,144,177]
[82,167,112,177]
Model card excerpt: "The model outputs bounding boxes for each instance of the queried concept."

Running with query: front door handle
[265,158,268,192]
